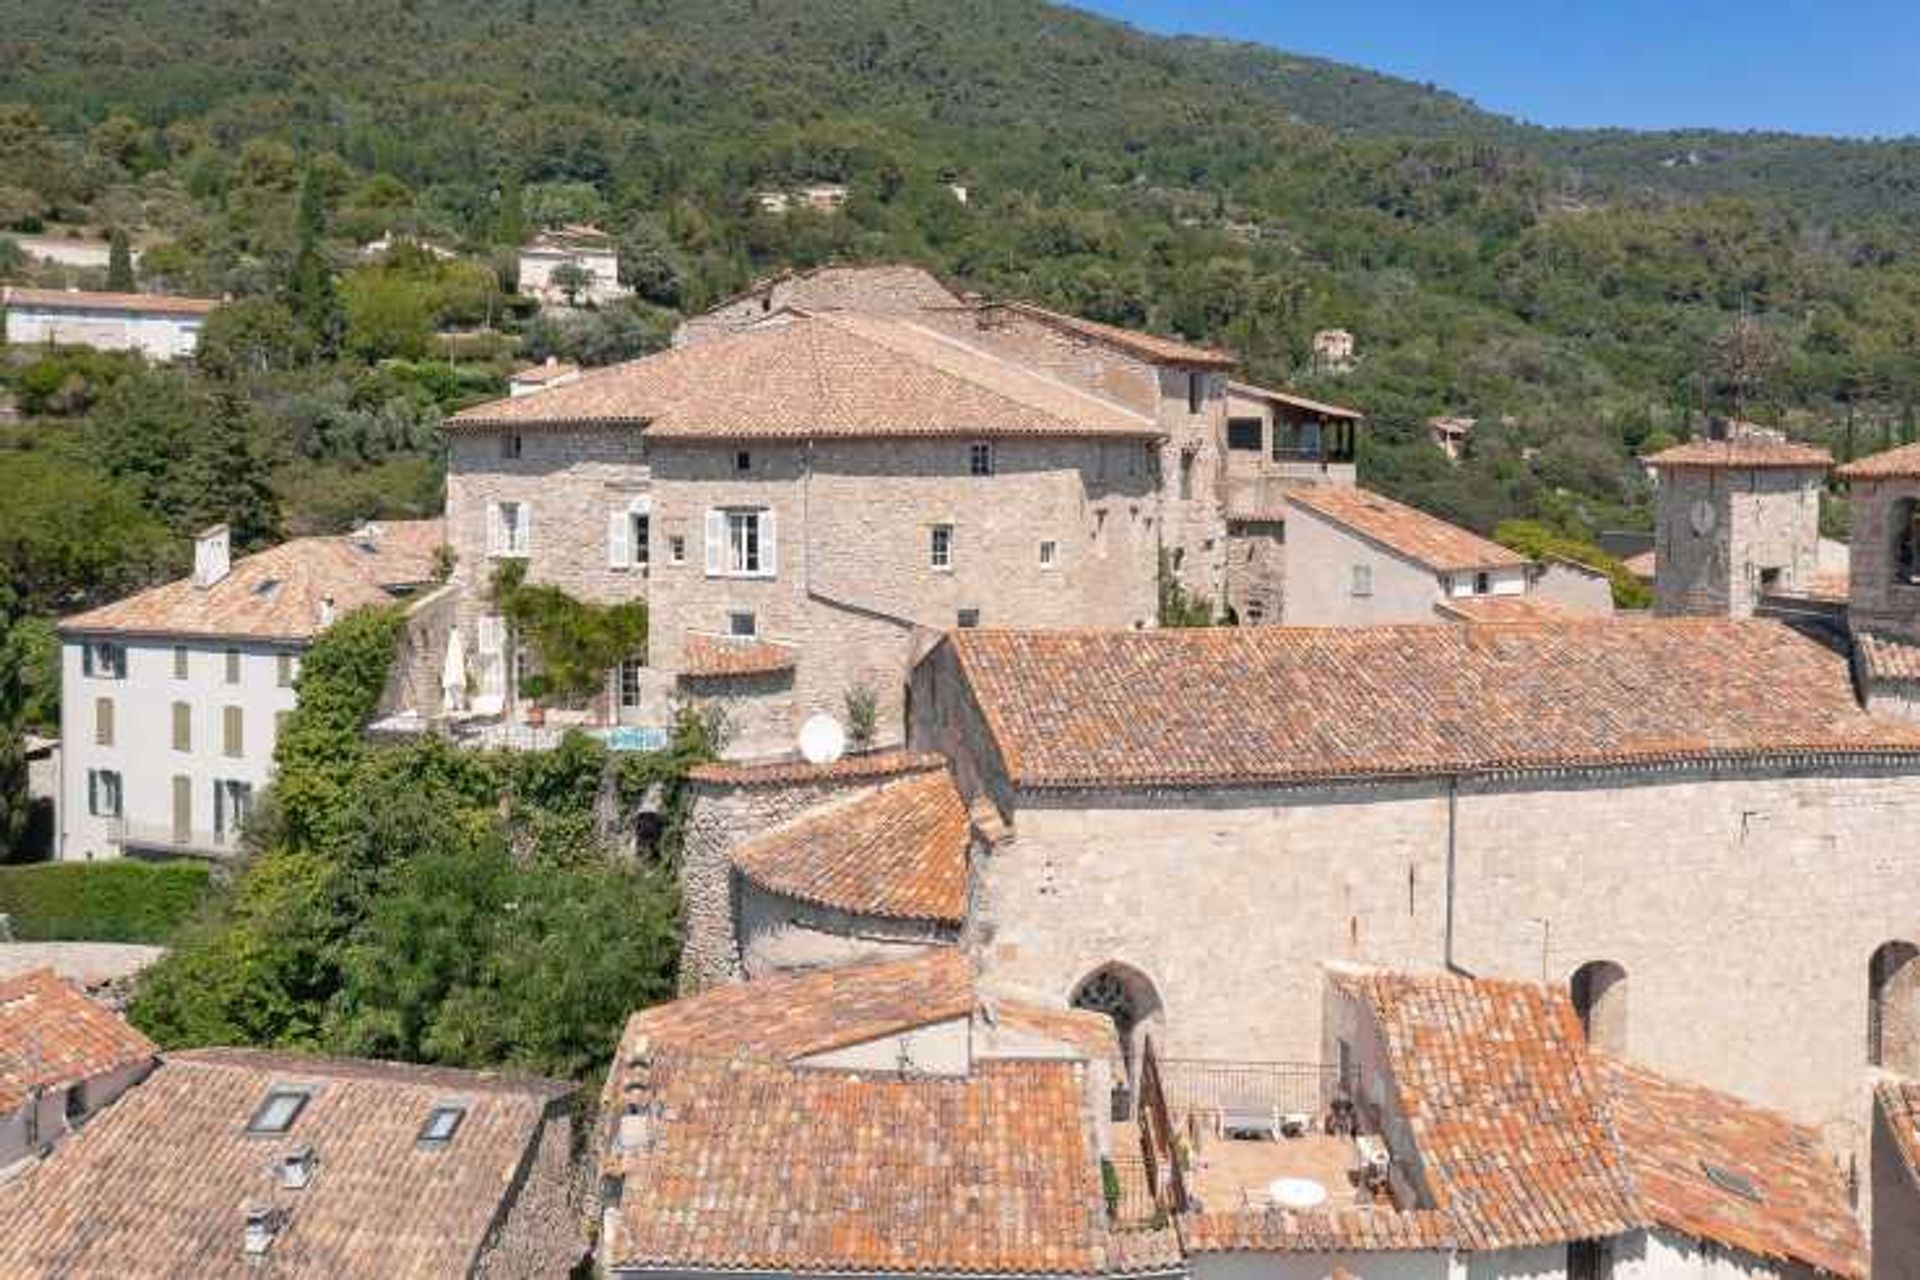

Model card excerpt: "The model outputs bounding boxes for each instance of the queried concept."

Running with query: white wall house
[56,521,443,860]
[517,225,628,308]
[1,287,218,360]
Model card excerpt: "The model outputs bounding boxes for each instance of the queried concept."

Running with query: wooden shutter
[487,503,503,555]
[95,697,114,746]
[704,509,724,575]
[759,510,776,577]
[172,775,191,843]
[224,705,243,758]
[172,701,191,752]
[608,510,631,567]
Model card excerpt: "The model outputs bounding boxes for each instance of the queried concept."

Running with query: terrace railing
[1154,1057,1343,1127]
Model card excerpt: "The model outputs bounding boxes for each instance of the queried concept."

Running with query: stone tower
[1838,442,1920,719]
[1647,424,1832,618]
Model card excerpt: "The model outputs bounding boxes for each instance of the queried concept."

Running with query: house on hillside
[1427,414,1474,460]
[1311,327,1355,372]
[0,1048,582,1276]
[517,224,627,308]
[1,286,219,360]
[57,520,445,860]
[0,967,155,1170]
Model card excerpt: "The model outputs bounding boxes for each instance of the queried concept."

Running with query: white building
[1,287,219,360]
[507,356,583,397]
[56,521,443,860]
[516,225,628,309]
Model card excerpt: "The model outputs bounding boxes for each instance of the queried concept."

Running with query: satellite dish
[798,713,847,765]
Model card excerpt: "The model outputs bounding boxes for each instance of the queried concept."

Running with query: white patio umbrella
[442,626,468,713]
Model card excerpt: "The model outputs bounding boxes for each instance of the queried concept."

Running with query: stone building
[907,620,1920,1183]
[57,521,444,859]
[517,223,628,308]
[673,262,963,347]
[1280,485,1534,625]
[1311,327,1355,373]
[1,286,218,360]
[0,967,155,1170]
[443,303,1185,757]
[1648,431,1832,618]
[0,1048,583,1277]
[1839,443,1920,721]
[1873,1081,1920,1280]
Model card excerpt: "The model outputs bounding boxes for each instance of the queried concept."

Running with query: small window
[87,769,122,819]
[418,1104,466,1145]
[84,642,125,680]
[1351,565,1373,598]
[957,608,981,629]
[735,450,752,473]
[631,514,650,567]
[618,659,644,708]
[173,645,190,680]
[969,442,994,477]
[714,509,772,577]
[490,501,530,558]
[727,611,757,639]
[1039,540,1058,569]
[1245,600,1267,624]
[247,1089,311,1135]
[1227,418,1263,452]
[172,701,192,752]
[277,653,296,688]
[214,779,253,842]
[501,433,522,460]
[1178,451,1194,500]
[225,648,242,684]
[1187,371,1204,415]
[930,524,954,570]
[668,534,687,566]
[1474,571,1491,596]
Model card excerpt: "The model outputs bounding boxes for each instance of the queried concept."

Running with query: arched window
[1870,942,1920,1071]
[1570,960,1629,1054]
[1895,499,1920,585]
[1071,962,1164,1073]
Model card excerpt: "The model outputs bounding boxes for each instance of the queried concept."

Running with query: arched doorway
[1569,960,1628,1054]
[1070,962,1164,1075]
[1869,942,1920,1072]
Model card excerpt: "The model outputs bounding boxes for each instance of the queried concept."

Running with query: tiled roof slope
[1598,1055,1863,1278]
[1284,486,1529,573]
[994,302,1236,368]
[0,967,154,1112]
[947,620,1920,790]
[1645,438,1833,470]
[603,1054,1180,1277]
[61,521,444,642]
[687,748,946,788]
[679,634,798,678]
[0,1047,575,1278]
[2,285,220,316]
[1434,595,1576,622]
[448,312,1159,439]
[613,950,974,1063]
[1330,968,1644,1250]
[1839,440,1920,479]
[732,768,970,925]
[1180,1205,1455,1253]
[1858,632,1920,683]
[1227,380,1364,420]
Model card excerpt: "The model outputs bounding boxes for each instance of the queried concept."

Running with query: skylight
[251,578,281,597]
[247,1088,310,1135]
[1701,1160,1762,1203]
[417,1103,466,1145]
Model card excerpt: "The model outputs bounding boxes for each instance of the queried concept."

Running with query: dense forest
[5,0,1920,750]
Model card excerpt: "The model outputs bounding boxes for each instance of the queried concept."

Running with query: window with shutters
[501,433,522,460]
[95,697,114,746]
[930,524,954,570]
[172,775,192,843]
[172,701,192,752]
[225,648,241,684]
[1039,540,1058,569]
[707,509,774,578]
[83,642,126,680]
[214,779,253,842]
[1351,565,1373,598]
[223,706,244,758]
[608,509,650,569]
[173,645,190,679]
[489,501,530,558]
[968,442,994,476]
[277,653,296,687]
[88,769,122,818]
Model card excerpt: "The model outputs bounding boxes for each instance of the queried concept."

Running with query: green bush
[0,859,213,942]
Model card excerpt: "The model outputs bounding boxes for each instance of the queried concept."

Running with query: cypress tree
[105,227,135,291]
[285,166,342,357]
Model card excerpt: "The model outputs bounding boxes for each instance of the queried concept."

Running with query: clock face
[1690,499,1717,536]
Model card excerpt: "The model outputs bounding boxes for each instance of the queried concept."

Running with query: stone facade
[472,1106,586,1279]
[1654,464,1824,618]
[1849,475,1920,647]
[1224,518,1287,624]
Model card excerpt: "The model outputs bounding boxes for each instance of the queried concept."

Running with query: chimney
[316,596,336,629]
[278,1143,318,1190]
[193,524,231,589]
[242,1203,277,1258]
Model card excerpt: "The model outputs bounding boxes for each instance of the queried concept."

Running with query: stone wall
[1224,519,1287,624]
[377,582,457,718]
[1656,466,1822,618]
[473,1107,586,1279]
[1849,475,1920,646]
[737,877,954,976]
[1531,559,1616,617]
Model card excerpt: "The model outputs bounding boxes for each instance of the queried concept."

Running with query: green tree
[0,588,30,860]
[196,297,310,380]
[286,166,343,357]
[548,261,593,307]
[105,228,135,291]
[340,269,434,360]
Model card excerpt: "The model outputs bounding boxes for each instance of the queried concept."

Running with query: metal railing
[1154,1057,1343,1125]
[1105,1155,1161,1228]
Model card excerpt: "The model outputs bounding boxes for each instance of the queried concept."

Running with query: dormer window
[417,1104,466,1146]
[247,1088,311,1135]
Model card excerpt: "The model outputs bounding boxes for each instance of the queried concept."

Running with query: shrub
[0,860,213,943]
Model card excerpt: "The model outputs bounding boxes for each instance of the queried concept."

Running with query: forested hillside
[4,0,1920,625]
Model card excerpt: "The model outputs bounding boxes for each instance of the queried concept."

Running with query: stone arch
[1869,941,1920,1072]
[1070,961,1164,1074]
[1569,960,1629,1054]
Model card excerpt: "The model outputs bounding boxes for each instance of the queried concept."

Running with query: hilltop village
[9,260,1920,1279]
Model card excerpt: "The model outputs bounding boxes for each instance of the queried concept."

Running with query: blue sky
[1069,1,1919,138]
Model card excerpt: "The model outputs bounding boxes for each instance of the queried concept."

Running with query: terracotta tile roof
[1838,441,1920,480]
[60,523,443,642]
[0,1047,576,1278]
[614,950,975,1064]
[1598,1054,1863,1278]
[707,263,964,317]
[603,1054,1178,1276]
[1433,595,1577,622]
[509,358,580,384]
[987,1000,1124,1065]
[1625,549,1657,580]
[2,285,220,316]
[0,968,154,1113]
[1227,380,1364,421]
[448,312,1159,440]
[1329,967,1644,1250]
[1180,1206,1456,1253]
[1876,1081,1920,1194]
[993,302,1236,368]
[1645,437,1833,470]
[679,634,799,678]
[1860,631,1920,683]
[732,768,970,925]
[948,619,1920,791]
[688,749,947,788]
[1284,486,1529,573]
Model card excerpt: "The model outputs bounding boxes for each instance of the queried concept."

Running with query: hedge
[0,859,213,943]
